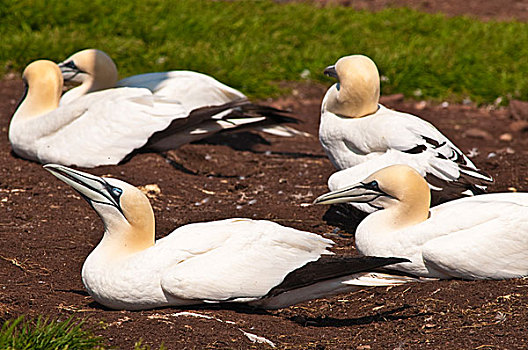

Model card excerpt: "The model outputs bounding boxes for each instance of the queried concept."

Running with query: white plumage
[9,59,296,167]
[45,164,413,310]
[315,164,528,280]
[320,55,492,211]
[59,49,303,138]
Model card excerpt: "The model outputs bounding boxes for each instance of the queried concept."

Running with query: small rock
[509,120,528,132]
[415,101,427,110]
[497,147,515,155]
[463,128,492,140]
[138,184,161,198]
[357,346,371,350]
[499,133,513,142]
[508,187,517,192]
[441,101,449,108]
[380,93,404,104]
[509,100,528,120]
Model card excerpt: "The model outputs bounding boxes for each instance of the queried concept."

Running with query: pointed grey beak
[44,164,123,213]
[323,65,338,79]
[313,181,391,205]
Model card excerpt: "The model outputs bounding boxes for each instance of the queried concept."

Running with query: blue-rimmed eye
[112,187,123,197]
[64,60,77,69]
[336,83,341,91]
[363,180,379,190]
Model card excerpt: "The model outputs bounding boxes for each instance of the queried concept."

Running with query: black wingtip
[266,255,409,297]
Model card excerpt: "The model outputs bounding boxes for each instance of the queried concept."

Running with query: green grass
[0,316,103,349]
[1,0,528,103]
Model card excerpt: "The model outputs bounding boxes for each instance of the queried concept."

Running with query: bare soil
[2,4,528,347]
[311,0,528,22]
[2,76,528,349]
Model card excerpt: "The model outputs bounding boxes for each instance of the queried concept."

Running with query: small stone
[441,101,449,108]
[138,184,161,198]
[415,101,427,110]
[357,346,371,350]
[463,128,492,140]
[508,187,517,192]
[499,133,513,142]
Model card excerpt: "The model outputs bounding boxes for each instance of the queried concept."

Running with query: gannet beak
[58,60,84,82]
[313,181,392,205]
[323,65,338,79]
[44,164,123,213]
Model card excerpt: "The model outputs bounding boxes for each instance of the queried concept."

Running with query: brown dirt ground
[310,0,528,22]
[2,4,528,349]
[2,76,528,349]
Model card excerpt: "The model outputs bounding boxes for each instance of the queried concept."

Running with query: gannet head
[314,165,430,227]
[323,55,380,118]
[58,49,118,90]
[13,60,62,120]
[44,164,155,255]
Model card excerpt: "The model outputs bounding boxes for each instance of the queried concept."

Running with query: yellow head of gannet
[323,54,380,118]
[44,164,154,256]
[59,48,118,92]
[43,164,414,310]
[315,165,431,229]
[14,60,62,120]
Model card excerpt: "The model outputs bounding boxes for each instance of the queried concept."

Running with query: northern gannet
[58,48,302,137]
[314,164,528,280]
[9,60,296,167]
[44,164,413,310]
[319,55,492,211]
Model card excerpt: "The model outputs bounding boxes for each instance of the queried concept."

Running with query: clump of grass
[1,0,528,103]
[0,316,103,349]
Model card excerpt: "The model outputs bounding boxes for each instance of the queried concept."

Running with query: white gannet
[319,55,492,211]
[58,48,303,137]
[314,164,528,280]
[44,163,413,310]
[9,60,296,167]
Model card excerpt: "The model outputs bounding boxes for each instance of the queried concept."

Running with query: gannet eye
[64,60,78,70]
[363,180,380,191]
[336,83,341,91]
[112,187,123,197]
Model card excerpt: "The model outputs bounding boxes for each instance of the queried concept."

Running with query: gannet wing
[118,71,304,141]
[35,87,186,167]
[337,109,493,204]
[117,71,246,113]
[158,218,334,302]
[415,197,528,279]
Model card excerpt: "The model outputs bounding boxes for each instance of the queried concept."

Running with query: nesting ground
[2,3,528,349]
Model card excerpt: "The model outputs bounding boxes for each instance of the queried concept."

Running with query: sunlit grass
[1,0,528,103]
[0,316,103,349]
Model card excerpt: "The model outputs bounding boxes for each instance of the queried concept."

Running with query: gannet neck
[13,60,62,120]
[93,178,156,257]
[324,55,380,118]
[44,165,155,257]
[60,49,118,102]
[367,165,431,230]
